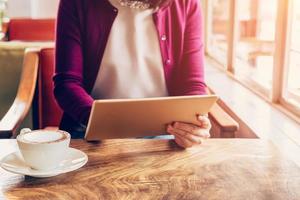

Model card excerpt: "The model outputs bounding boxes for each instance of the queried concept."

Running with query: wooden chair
[208,93,239,138]
[0,47,239,138]
[32,48,63,130]
[0,48,40,138]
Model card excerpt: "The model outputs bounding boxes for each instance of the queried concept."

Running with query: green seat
[0,43,32,133]
[0,42,53,137]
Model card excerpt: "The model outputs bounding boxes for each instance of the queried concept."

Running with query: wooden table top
[1,139,300,200]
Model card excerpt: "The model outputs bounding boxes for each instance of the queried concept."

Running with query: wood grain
[1,139,300,200]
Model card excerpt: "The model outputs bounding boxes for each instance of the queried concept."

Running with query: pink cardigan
[54,0,206,132]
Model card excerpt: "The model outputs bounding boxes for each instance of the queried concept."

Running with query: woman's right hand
[166,115,211,148]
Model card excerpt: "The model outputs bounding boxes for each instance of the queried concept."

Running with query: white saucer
[0,148,88,178]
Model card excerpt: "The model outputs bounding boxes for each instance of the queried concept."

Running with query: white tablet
[85,95,218,141]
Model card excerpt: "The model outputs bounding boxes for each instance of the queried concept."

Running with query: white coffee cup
[16,128,71,171]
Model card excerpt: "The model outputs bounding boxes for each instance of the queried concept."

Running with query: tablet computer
[85,95,218,141]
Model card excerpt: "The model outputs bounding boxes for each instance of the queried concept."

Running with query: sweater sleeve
[177,0,207,95]
[53,0,93,125]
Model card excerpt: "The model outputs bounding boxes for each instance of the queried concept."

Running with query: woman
[54,0,211,148]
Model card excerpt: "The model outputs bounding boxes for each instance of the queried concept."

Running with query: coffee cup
[16,128,71,171]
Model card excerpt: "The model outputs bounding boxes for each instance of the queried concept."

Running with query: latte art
[19,130,69,144]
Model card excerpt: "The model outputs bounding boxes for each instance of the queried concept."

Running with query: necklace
[118,0,151,9]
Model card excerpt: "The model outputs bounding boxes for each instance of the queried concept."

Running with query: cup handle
[20,128,32,135]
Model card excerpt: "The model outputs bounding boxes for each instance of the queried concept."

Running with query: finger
[168,125,202,144]
[174,134,194,148]
[167,125,187,138]
[173,122,199,133]
[175,132,202,147]
[197,115,211,129]
[175,137,191,148]
[167,125,195,145]
[173,122,210,138]
[197,115,209,124]
[181,132,202,144]
[174,135,193,148]
[192,128,211,138]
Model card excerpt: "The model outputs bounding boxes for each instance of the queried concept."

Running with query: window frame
[278,0,300,117]
[205,0,233,68]
[203,0,300,119]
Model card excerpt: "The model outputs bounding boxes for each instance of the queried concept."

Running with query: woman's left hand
[166,115,211,148]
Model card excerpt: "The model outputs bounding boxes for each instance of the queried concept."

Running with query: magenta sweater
[54,0,206,132]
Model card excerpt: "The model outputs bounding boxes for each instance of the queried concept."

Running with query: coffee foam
[20,131,69,144]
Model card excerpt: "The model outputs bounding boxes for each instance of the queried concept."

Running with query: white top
[91,0,168,99]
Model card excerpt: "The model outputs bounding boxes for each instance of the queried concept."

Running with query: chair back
[8,19,55,41]
[0,43,34,131]
[34,48,63,129]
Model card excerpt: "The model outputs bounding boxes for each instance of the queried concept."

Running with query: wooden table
[1,139,300,200]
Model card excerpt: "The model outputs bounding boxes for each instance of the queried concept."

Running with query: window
[234,0,278,95]
[204,0,300,118]
[283,0,300,110]
[206,0,230,66]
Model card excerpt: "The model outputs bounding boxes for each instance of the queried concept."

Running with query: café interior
[0,0,300,199]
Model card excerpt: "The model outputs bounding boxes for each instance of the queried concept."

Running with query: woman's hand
[166,115,211,148]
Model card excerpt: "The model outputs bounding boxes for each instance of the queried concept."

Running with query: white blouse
[91,0,168,99]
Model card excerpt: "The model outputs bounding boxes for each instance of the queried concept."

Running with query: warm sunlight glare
[287,0,300,97]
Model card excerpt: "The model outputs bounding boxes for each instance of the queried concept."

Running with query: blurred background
[4,0,58,18]
[205,0,300,115]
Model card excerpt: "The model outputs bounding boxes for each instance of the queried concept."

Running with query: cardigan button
[165,59,171,65]
[113,8,118,12]
[161,35,167,41]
